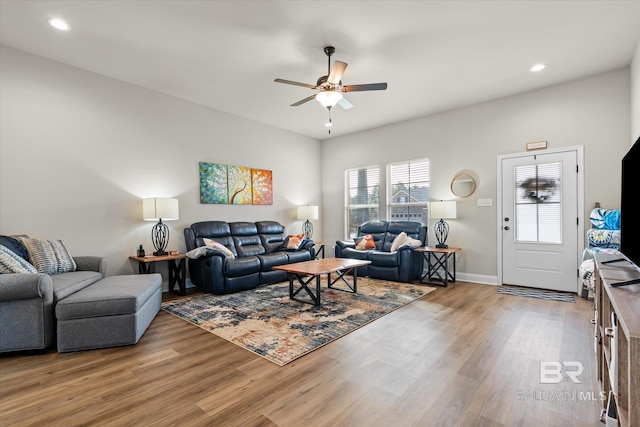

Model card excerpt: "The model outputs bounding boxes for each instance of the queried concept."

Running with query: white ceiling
[2,1,640,141]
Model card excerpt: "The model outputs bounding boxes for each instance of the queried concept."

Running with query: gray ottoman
[55,274,162,352]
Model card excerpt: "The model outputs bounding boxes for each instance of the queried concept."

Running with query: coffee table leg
[289,272,294,299]
[289,273,321,306]
[353,266,358,292]
[328,268,357,293]
[315,274,321,306]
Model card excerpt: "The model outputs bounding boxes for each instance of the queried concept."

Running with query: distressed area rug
[497,285,575,303]
[162,277,435,366]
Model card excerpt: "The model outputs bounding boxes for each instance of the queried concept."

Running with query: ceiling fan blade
[338,96,354,110]
[291,94,317,107]
[275,78,317,89]
[342,82,388,92]
[328,61,348,85]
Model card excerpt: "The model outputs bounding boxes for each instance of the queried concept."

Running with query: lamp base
[302,219,313,240]
[151,221,170,257]
[434,219,450,249]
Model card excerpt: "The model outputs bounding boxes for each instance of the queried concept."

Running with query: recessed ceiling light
[530,64,546,72]
[47,18,71,31]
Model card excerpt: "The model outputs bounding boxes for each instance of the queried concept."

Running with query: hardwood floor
[1,281,603,426]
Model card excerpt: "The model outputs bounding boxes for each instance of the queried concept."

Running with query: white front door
[499,149,581,292]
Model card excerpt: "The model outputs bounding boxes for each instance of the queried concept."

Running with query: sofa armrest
[73,256,107,277]
[336,240,355,249]
[187,253,226,294]
[335,240,355,257]
[302,240,316,259]
[0,273,53,302]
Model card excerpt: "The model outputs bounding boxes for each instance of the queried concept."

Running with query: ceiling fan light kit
[275,46,387,133]
[316,91,343,108]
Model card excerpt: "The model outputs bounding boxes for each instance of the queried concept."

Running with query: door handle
[504,226,510,230]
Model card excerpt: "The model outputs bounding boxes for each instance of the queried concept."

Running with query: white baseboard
[456,272,498,285]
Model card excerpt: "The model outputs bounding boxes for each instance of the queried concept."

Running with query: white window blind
[388,159,430,224]
[345,166,379,238]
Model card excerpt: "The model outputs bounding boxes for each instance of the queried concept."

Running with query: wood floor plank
[0,281,603,426]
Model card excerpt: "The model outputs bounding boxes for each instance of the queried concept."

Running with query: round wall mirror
[451,174,476,198]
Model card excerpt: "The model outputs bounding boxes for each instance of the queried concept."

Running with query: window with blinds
[345,166,379,238]
[514,162,562,243]
[387,159,430,224]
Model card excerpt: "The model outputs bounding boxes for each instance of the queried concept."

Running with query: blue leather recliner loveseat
[335,220,427,283]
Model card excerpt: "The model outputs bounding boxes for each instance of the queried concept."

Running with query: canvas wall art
[200,162,273,205]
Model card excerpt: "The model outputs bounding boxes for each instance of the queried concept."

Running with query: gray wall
[1,45,634,287]
[322,68,631,284]
[0,46,321,281]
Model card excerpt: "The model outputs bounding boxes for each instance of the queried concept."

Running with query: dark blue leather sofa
[183,221,315,294]
[335,220,426,283]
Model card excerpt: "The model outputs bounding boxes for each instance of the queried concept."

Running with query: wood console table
[594,254,640,426]
[129,253,187,296]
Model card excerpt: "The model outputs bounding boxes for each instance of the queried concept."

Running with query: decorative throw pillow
[0,235,29,261]
[283,234,306,250]
[355,234,376,250]
[17,237,77,275]
[390,232,408,252]
[203,238,236,259]
[0,244,38,274]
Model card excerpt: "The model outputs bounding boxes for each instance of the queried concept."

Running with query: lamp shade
[297,205,319,220]
[430,201,457,219]
[315,91,343,108]
[143,198,179,221]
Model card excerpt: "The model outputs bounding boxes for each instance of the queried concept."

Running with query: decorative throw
[203,238,236,259]
[17,237,76,275]
[402,236,422,248]
[589,208,621,230]
[587,229,621,248]
[0,244,37,274]
[390,232,421,252]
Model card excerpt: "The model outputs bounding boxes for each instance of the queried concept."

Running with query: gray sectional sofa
[0,255,106,352]
[0,235,161,353]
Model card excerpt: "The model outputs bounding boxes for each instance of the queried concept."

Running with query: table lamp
[297,205,319,239]
[143,198,179,256]
[430,200,457,248]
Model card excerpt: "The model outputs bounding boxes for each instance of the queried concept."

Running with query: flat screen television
[619,135,640,270]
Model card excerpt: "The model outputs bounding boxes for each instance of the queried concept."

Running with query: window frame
[344,165,380,239]
[386,158,430,224]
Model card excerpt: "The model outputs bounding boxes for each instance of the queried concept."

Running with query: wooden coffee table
[273,258,371,306]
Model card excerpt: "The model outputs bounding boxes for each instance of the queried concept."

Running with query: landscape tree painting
[200,162,228,204]
[199,162,272,205]
[251,168,273,205]
[228,165,252,204]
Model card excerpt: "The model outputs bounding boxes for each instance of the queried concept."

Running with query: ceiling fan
[274,46,388,111]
